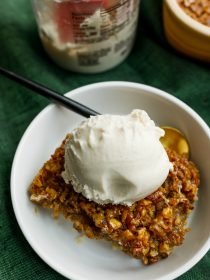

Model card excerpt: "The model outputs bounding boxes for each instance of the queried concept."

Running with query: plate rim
[10,81,210,280]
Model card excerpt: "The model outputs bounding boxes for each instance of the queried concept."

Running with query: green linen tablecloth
[0,0,209,279]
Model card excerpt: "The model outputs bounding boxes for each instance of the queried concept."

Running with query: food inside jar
[177,0,210,27]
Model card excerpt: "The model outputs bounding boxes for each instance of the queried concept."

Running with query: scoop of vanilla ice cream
[62,110,173,206]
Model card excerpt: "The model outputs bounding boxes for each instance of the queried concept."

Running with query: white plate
[11,82,210,280]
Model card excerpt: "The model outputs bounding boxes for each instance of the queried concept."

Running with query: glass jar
[32,0,140,73]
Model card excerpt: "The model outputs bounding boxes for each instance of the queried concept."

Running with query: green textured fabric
[0,0,209,279]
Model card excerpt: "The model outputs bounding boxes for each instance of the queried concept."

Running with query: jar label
[41,0,140,72]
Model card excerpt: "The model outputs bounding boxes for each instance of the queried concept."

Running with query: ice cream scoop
[62,110,173,206]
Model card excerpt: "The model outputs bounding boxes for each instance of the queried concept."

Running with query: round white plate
[11,82,210,280]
